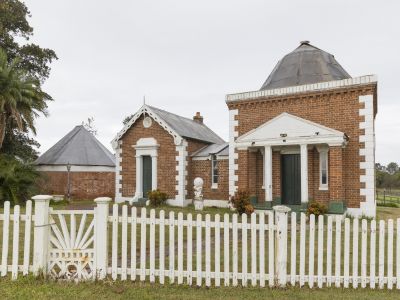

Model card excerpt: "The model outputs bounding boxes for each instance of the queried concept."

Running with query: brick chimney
[193,112,203,124]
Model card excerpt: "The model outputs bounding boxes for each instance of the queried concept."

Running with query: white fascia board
[111,104,183,149]
[235,134,345,148]
[36,165,115,172]
[226,75,377,103]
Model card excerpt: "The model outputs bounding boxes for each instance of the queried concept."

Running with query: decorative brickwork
[119,115,177,199]
[228,83,377,215]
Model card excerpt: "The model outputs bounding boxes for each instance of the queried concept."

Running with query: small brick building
[36,125,115,199]
[114,41,377,217]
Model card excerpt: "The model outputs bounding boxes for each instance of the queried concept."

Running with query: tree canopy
[0,0,56,161]
[0,0,57,82]
[0,0,56,203]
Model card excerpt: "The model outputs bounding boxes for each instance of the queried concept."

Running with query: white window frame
[211,154,218,189]
[319,148,329,190]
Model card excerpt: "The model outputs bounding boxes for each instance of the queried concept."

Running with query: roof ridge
[147,105,202,124]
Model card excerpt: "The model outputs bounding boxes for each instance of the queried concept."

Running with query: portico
[234,113,348,209]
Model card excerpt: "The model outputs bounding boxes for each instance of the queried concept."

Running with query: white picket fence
[1,196,400,289]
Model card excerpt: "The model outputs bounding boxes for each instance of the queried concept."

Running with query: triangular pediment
[237,113,344,143]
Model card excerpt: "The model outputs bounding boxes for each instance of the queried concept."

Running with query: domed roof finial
[300,40,310,45]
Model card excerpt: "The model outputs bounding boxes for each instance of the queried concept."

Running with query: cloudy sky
[25,0,400,164]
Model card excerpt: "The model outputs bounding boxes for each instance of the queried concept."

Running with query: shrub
[229,190,254,215]
[0,154,39,204]
[147,189,167,207]
[306,201,328,217]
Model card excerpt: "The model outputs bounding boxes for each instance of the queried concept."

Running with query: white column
[300,144,309,204]
[32,195,52,276]
[151,155,157,190]
[135,155,143,198]
[94,197,111,279]
[264,145,273,202]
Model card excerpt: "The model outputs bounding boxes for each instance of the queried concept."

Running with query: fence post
[94,197,111,279]
[273,205,291,287]
[32,195,52,276]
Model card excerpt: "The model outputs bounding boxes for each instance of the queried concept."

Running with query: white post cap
[273,205,291,214]
[94,197,112,204]
[32,195,53,202]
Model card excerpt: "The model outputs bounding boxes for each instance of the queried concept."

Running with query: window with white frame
[211,154,218,188]
[319,149,328,190]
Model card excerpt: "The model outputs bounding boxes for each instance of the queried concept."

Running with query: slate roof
[192,142,228,157]
[260,41,351,90]
[148,105,225,144]
[35,125,115,166]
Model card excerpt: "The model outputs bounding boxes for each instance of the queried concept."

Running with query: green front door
[142,156,152,198]
[281,154,301,205]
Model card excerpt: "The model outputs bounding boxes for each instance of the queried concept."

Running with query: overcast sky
[25,0,400,165]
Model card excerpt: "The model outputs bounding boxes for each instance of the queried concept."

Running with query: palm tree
[0,48,51,149]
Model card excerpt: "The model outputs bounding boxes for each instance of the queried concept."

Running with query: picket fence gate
[1,195,400,289]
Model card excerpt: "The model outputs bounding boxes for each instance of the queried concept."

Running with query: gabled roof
[191,142,228,157]
[35,125,115,167]
[113,105,224,148]
[236,112,346,146]
[260,41,351,90]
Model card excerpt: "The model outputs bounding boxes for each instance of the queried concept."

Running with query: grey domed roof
[260,41,351,90]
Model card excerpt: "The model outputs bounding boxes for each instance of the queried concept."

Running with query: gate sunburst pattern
[48,211,95,280]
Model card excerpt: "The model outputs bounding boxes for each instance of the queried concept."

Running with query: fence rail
[1,196,400,290]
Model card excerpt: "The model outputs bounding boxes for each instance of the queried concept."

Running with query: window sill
[211,183,218,190]
[319,186,329,191]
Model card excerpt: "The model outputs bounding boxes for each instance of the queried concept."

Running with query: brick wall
[38,171,115,199]
[119,115,177,199]
[186,139,210,198]
[190,158,229,200]
[228,84,377,208]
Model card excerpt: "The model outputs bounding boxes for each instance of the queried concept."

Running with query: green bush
[306,201,328,217]
[0,154,39,204]
[147,189,167,207]
[229,190,254,215]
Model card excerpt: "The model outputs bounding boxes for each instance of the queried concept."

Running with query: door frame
[281,153,301,205]
[133,138,159,199]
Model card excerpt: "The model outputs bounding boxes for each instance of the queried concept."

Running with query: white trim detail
[300,144,309,203]
[115,140,123,201]
[264,145,272,202]
[111,104,183,149]
[229,109,239,196]
[36,165,115,172]
[316,145,329,191]
[192,155,228,161]
[133,138,159,200]
[236,112,346,147]
[358,94,376,218]
[226,75,377,103]
[175,139,188,206]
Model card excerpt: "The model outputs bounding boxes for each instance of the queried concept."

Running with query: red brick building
[114,41,377,217]
[36,126,115,199]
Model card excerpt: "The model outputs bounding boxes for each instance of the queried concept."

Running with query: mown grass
[0,276,399,300]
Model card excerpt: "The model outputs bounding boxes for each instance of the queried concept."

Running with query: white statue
[193,177,204,210]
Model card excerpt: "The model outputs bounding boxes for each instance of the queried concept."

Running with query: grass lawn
[0,276,400,300]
